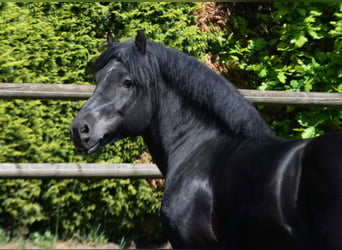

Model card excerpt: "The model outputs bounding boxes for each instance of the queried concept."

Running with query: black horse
[71,31,342,249]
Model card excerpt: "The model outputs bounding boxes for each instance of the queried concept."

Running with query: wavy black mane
[94,39,274,140]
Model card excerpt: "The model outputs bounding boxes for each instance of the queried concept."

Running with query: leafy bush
[29,231,56,249]
[204,2,341,138]
[0,228,10,246]
[103,2,210,59]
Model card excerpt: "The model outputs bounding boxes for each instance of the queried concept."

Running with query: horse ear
[107,32,116,46]
[135,30,147,55]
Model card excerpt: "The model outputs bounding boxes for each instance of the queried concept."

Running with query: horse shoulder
[160,136,235,248]
[161,172,219,248]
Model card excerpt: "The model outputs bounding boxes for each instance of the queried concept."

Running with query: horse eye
[122,79,134,88]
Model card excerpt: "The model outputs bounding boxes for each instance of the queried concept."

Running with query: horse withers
[71,31,342,248]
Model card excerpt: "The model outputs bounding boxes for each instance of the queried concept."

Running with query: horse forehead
[95,59,128,79]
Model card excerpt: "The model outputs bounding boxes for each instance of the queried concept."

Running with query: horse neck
[142,42,276,176]
[149,42,274,140]
[142,81,243,177]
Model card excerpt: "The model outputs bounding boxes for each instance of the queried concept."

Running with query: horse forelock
[94,41,160,90]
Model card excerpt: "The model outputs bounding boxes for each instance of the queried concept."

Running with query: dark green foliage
[0,3,105,84]
[209,2,341,138]
[38,179,163,242]
[105,2,210,59]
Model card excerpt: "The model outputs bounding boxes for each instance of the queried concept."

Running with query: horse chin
[75,144,99,155]
[86,142,101,155]
[84,134,122,155]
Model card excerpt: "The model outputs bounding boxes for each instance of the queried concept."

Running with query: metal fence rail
[1,83,342,107]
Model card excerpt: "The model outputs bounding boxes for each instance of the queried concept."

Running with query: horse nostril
[79,124,91,144]
[80,124,89,134]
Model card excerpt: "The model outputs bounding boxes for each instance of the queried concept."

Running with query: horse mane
[94,38,275,140]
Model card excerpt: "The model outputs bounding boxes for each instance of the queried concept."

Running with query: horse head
[70,31,154,154]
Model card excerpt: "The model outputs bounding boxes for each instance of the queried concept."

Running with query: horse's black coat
[71,31,342,248]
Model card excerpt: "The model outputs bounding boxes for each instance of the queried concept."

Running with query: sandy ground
[0,241,172,249]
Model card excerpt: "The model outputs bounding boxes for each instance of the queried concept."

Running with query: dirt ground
[0,242,118,249]
[0,241,172,249]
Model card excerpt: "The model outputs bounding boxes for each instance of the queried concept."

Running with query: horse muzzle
[70,119,101,154]
[70,112,124,155]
